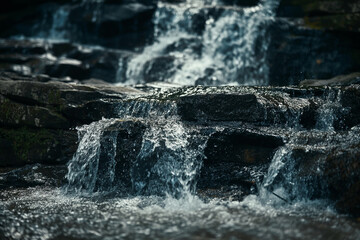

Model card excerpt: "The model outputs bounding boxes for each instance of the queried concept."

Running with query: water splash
[131,117,208,200]
[122,0,279,85]
[315,88,343,131]
[66,100,210,200]
[65,118,117,195]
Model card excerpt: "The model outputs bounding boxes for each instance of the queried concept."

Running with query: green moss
[0,127,56,163]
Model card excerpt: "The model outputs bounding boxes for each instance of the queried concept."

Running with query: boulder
[175,86,311,127]
[198,127,284,198]
[95,120,146,191]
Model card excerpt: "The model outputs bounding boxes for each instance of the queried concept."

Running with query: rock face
[267,0,360,85]
[0,72,142,167]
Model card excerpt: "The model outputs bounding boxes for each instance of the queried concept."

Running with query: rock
[221,0,260,7]
[267,19,360,85]
[143,56,176,83]
[198,127,284,196]
[204,128,284,165]
[67,2,156,49]
[299,72,360,87]
[340,84,360,128]
[175,86,310,127]
[0,39,133,83]
[0,95,69,129]
[0,127,77,167]
[0,164,68,190]
[95,120,146,191]
[277,0,360,17]
[0,74,145,129]
[262,128,360,217]
[324,144,360,217]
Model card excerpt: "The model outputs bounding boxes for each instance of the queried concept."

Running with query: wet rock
[0,95,69,129]
[204,128,284,165]
[300,72,360,87]
[67,2,156,49]
[277,0,360,18]
[164,37,203,56]
[175,87,310,126]
[221,0,260,7]
[96,120,146,191]
[0,39,133,83]
[0,77,144,126]
[267,19,360,85]
[0,164,68,190]
[340,84,360,128]
[268,0,360,85]
[324,144,360,217]
[143,56,176,83]
[198,127,284,196]
[0,127,77,167]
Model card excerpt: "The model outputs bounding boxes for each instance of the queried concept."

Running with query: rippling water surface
[1,187,359,240]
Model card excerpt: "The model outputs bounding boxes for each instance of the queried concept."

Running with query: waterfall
[131,118,207,199]
[65,101,210,198]
[65,118,118,194]
[315,88,345,131]
[36,0,105,41]
[122,0,279,86]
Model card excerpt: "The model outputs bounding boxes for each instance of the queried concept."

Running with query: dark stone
[67,3,156,50]
[299,72,360,87]
[0,164,68,190]
[177,93,264,122]
[267,19,360,85]
[143,55,176,83]
[0,127,77,167]
[164,37,203,56]
[323,145,360,217]
[96,120,146,192]
[221,0,260,7]
[176,89,311,127]
[0,39,133,83]
[204,128,284,165]
[198,127,284,196]
[340,85,360,129]
[277,0,360,18]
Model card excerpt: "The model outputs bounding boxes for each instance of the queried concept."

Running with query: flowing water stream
[122,0,278,85]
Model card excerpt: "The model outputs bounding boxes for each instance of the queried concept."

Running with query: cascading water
[121,0,279,86]
[65,100,210,202]
[65,118,118,194]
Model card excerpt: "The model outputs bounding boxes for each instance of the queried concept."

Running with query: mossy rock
[0,127,77,167]
[0,95,69,129]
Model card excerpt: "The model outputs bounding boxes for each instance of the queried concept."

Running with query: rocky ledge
[0,72,360,217]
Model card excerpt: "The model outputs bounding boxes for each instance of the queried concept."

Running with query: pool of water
[1,187,359,240]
